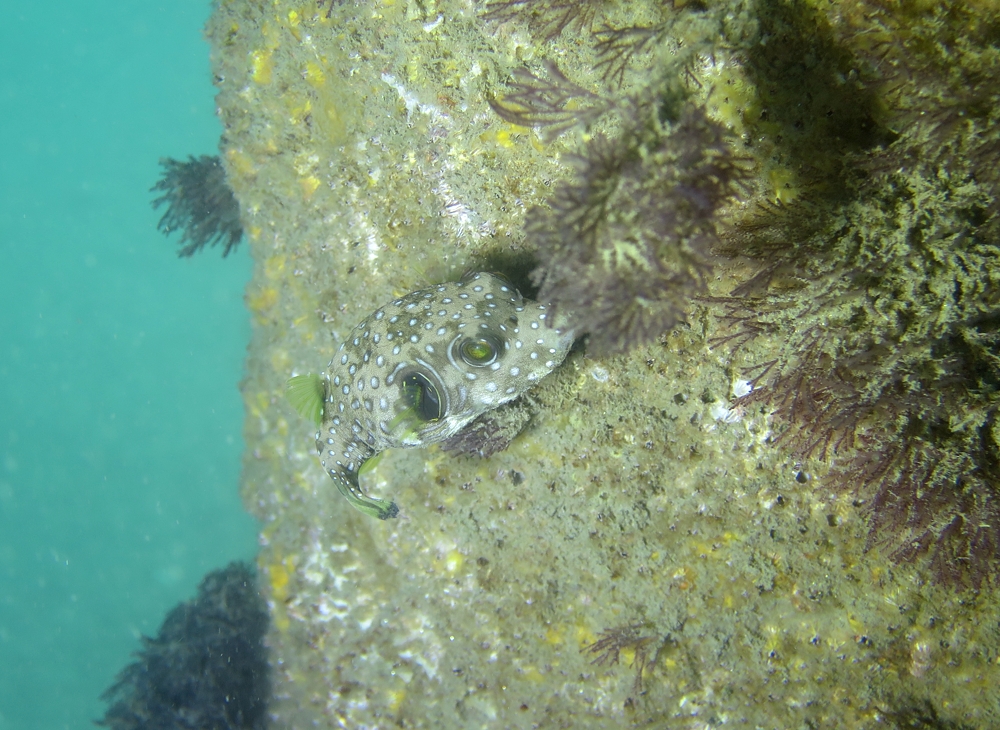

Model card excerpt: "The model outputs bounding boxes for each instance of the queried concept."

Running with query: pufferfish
[287,272,574,520]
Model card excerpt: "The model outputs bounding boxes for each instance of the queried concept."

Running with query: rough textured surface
[208,1,1000,727]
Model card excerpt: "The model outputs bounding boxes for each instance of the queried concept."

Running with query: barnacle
[151,155,243,258]
[96,562,269,730]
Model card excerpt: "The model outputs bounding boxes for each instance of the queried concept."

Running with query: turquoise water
[0,3,258,728]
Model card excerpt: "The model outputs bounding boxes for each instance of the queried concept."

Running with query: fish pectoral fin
[286,373,325,425]
[334,470,399,520]
[358,450,384,476]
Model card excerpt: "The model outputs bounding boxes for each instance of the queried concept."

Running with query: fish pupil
[401,372,443,421]
[458,335,501,366]
[462,339,494,363]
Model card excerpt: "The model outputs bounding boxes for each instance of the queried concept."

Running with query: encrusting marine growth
[287,272,574,519]
[202,0,1000,724]
[487,0,1000,586]
[712,0,1000,588]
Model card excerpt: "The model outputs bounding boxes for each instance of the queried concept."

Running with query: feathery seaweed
[529,100,749,354]
[151,155,243,258]
[97,562,269,729]
[594,24,665,87]
[482,0,606,42]
[488,61,611,137]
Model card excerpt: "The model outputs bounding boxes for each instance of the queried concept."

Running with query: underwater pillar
[207,1,1000,727]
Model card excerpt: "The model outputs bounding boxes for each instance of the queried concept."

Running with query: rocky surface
[208,1,1000,726]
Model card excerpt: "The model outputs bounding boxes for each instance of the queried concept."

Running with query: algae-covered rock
[208,0,1000,726]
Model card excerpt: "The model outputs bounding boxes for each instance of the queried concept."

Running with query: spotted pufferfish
[287,272,574,520]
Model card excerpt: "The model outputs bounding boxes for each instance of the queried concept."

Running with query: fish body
[314,272,573,519]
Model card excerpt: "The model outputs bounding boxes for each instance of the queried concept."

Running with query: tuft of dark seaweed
[529,98,749,354]
[151,155,243,258]
[583,623,658,693]
[481,0,606,42]
[594,24,665,87]
[96,562,269,730]
[488,61,611,138]
[707,0,1000,588]
[317,0,342,18]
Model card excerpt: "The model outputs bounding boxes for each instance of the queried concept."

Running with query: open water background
[0,2,258,727]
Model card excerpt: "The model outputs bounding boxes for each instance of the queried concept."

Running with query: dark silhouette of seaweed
[151,155,243,258]
[96,562,269,730]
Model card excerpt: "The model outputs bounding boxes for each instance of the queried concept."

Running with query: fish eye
[400,372,443,421]
[457,335,501,367]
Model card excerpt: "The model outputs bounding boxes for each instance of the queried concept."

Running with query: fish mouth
[553,326,577,353]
